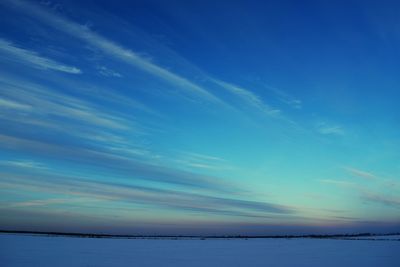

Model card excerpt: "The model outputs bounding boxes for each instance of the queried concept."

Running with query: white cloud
[0,76,129,130]
[0,170,292,217]
[0,160,47,170]
[362,191,400,208]
[316,122,344,136]
[97,66,122,77]
[0,38,81,74]
[343,167,377,180]
[180,151,226,163]
[172,151,232,171]
[265,85,302,109]
[0,97,32,111]
[213,79,281,117]
[318,179,355,187]
[4,197,97,208]
[5,0,225,105]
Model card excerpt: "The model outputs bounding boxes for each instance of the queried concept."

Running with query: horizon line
[1,229,399,240]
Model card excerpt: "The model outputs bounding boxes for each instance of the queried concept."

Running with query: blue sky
[0,0,399,235]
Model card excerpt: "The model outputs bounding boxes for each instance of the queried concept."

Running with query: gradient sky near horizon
[0,0,399,235]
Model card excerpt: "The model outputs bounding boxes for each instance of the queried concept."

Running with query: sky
[0,0,399,235]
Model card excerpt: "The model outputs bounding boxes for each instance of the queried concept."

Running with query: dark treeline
[1,230,399,240]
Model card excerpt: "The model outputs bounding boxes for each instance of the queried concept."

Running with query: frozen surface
[344,235,400,240]
[1,234,399,267]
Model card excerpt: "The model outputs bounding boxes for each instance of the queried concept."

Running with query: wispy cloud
[318,179,355,187]
[0,76,129,130]
[0,170,293,218]
[343,167,377,180]
[5,0,225,106]
[0,160,47,170]
[0,73,241,194]
[213,79,281,117]
[172,151,232,171]
[181,151,226,163]
[96,66,122,77]
[0,97,32,111]
[0,134,237,193]
[0,74,159,174]
[362,191,400,209]
[3,0,301,124]
[316,122,345,136]
[5,198,75,208]
[264,85,302,109]
[0,38,81,74]
[319,177,400,210]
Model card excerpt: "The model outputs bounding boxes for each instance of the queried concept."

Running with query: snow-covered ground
[343,235,400,240]
[1,234,399,267]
